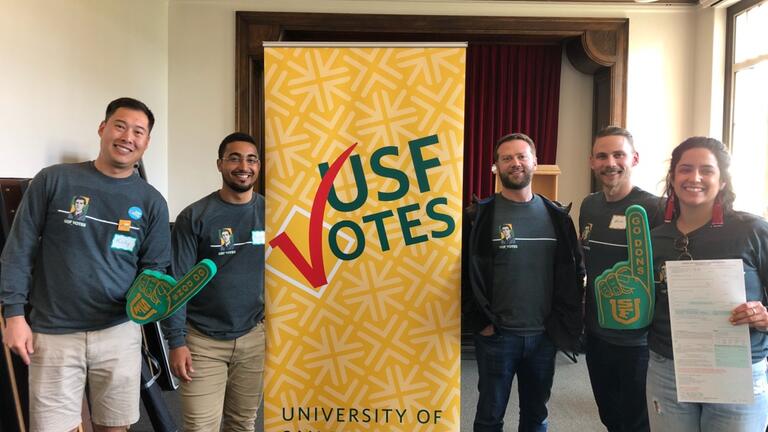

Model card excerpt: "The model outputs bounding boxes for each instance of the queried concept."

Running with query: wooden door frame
[235,12,629,146]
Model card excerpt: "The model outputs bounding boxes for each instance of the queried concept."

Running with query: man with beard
[161,132,265,431]
[464,133,584,432]
[579,126,661,432]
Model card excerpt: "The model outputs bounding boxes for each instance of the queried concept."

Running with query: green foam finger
[126,272,176,323]
[605,272,623,296]
[625,205,654,289]
[593,205,655,330]
[595,278,609,325]
[126,259,218,324]
[163,259,217,319]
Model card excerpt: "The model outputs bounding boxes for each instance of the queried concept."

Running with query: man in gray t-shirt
[579,126,660,432]
[465,133,584,432]
[491,196,556,332]
[162,132,265,431]
[0,98,170,431]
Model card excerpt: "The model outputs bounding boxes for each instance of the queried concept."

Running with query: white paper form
[666,259,753,404]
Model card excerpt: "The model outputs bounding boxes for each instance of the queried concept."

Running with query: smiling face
[217,140,260,194]
[495,139,537,191]
[590,134,638,198]
[96,107,150,177]
[672,147,725,211]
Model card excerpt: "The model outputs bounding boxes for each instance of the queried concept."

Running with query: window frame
[723,0,767,148]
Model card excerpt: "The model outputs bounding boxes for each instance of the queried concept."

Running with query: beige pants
[181,323,265,432]
[29,321,142,432]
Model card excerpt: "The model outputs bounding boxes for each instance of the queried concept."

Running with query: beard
[223,171,256,193]
[597,167,627,188]
[226,181,254,193]
[500,168,533,190]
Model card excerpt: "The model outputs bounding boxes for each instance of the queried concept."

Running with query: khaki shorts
[29,320,142,432]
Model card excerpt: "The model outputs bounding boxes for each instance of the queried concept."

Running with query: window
[726,0,768,218]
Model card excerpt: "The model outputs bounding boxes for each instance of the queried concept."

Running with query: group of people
[463,128,768,432]
[0,97,766,432]
[0,97,266,432]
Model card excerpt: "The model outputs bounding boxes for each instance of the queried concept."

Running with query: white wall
[692,6,727,140]
[167,0,713,218]
[0,0,169,196]
[557,51,594,223]
[168,1,241,216]
[624,7,697,196]
[626,6,726,196]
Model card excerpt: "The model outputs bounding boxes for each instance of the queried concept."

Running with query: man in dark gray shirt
[161,132,265,431]
[0,97,170,432]
[579,126,661,432]
[464,133,584,432]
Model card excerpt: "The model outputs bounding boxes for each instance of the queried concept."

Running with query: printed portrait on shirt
[581,223,593,246]
[67,195,90,222]
[498,223,515,246]
[219,227,234,251]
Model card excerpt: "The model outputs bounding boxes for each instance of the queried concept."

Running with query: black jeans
[585,334,650,432]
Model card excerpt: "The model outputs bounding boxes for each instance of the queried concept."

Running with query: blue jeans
[586,335,650,432]
[473,329,557,432]
[646,351,768,432]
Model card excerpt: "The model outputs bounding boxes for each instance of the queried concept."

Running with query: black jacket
[462,194,585,352]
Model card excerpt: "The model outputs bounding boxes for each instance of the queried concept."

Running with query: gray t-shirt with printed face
[161,191,265,348]
[0,162,170,333]
[491,194,557,334]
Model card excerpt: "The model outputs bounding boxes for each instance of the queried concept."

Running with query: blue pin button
[128,206,143,220]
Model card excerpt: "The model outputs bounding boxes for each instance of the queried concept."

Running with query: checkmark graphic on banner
[269,142,358,288]
[126,259,217,324]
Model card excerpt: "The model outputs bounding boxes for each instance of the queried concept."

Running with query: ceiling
[482,0,699,3]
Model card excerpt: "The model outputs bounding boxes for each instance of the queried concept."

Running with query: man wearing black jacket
[464,133,585,432]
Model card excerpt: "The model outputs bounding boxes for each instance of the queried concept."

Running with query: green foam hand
[595,205,655,329]
[126,259,217,324]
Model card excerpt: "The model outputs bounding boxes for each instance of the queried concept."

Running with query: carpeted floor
[134,352,603,431]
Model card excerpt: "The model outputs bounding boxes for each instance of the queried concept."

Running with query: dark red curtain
[463,44,562,205]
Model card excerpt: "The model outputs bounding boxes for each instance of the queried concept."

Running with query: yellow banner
[264,45,465,432]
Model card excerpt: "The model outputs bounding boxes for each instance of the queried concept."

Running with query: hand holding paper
[730,301,768,328]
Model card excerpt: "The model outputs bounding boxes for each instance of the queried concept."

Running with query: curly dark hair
[663,136,735,214]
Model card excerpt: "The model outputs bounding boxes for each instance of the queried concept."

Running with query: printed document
[666,259,753,404]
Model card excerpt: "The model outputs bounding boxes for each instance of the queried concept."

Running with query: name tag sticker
[252,230,265,245]
[609,215,627,230]
[111,234,137,252]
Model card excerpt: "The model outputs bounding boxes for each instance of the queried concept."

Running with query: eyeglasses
[674,235,693,261]
[221,156,259,165]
